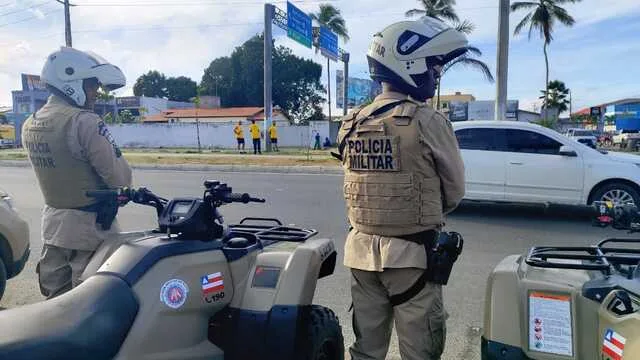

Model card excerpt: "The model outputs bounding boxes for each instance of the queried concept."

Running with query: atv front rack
[228,217,318,243]
[525,238,640,275]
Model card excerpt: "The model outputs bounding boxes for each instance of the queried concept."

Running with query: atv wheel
[0,256,7,301]
[298,305,344,360]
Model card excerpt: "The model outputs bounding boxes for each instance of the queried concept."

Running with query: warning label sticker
[528,292,573,356]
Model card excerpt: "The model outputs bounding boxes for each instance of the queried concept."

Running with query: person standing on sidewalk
[269,122,279,152]
[250,120,262,154]
[313,131,321,150]
[233,121,245,153]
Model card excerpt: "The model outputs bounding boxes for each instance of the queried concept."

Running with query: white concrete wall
[108,122,331,149]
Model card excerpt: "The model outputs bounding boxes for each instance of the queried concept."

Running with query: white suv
[453,121,640,206]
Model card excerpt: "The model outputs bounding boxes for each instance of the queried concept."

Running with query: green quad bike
[0,180,344,360]
[482,202,640,360]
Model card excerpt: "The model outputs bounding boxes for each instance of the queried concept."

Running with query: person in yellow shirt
[269,122,279,152]
[233,121,245,153]
[250,120,262,154]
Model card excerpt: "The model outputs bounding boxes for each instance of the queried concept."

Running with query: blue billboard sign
[287,2,312,48]
[319,26,339,61]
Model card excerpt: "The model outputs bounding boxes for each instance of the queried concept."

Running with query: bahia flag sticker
[201,272,224,295]
[602,328,625,360]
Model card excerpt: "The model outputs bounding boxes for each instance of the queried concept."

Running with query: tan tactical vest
[337,98,443,237]
[22,95,106,209]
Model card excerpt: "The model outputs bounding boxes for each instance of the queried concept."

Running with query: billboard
[336,70,382,109]
[21,74,46,91]
[116,96,140,108]
[452,100,519,121]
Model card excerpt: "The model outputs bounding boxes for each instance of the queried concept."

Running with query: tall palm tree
[406,2,493,109]
[511,0,579,111]
[438,46,495,108]
[310,4,349,122]
[539,79,570,113]
[405,0,459,22]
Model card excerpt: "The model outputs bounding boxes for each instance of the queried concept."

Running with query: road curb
[0,160,343,175]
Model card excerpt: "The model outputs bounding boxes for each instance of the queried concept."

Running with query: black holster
[389,230,464,306]
[74,200,119,231]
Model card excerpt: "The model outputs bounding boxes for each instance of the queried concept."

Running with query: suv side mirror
[559,145,578,157]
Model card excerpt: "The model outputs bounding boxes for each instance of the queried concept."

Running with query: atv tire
[297,305,344,360]
[0,256,6,301]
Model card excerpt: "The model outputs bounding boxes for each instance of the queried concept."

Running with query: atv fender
[238,238,336,312]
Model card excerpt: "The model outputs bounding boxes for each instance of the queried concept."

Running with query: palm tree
[511,0,579,112]
[438,46,495,108]
[310,4,349,122]
[405,0,459,22]
[539,80,570,113]
[406,2,493,109]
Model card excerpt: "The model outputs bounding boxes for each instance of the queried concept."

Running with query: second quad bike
[482,202,640,359]
[0,180,344,360]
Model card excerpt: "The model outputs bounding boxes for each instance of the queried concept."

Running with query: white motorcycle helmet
[367,16,469,100]
[41,47,126,107]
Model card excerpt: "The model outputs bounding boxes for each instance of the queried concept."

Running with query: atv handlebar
[221,192,265,204]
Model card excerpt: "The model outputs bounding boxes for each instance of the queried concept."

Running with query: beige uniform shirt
[343,91,465,271]
[42,110,132,251]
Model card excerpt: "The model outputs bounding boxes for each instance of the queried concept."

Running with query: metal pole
[264,3,274,152]
[56,0,73,47]
[343,52,349,116]
[327,57,331,124]
[495,0,509,120]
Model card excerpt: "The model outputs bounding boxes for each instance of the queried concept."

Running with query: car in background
[453,121,640,207]
[564,128,598,149]
[613,129,640,150]
[0,188,30,301]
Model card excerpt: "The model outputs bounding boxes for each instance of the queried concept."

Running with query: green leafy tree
[103,112,115,124]
[199,35,326,124]
[166,76,198,102]
[539,80,570,113]
[405,0,459,21]
[133,70,167,98]
[118,109,136,124]
[511,0,580,111]
[406,2,493,108]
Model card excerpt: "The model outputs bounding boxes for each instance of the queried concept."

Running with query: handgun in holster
[425,231,464,285]
[75,199,119,231]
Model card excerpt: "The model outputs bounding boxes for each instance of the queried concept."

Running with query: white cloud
[1,0,639,113]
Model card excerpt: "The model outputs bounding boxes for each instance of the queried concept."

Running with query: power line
[0,0,51,17]
[73,0,337,6]
[0,7,62,27]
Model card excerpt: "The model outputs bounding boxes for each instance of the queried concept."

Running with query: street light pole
[495,0,510,120]
[56,0,75,47]
[264,3,274,152]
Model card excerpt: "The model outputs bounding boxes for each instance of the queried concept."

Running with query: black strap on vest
[389,230,439,307]
[331,100,406,162]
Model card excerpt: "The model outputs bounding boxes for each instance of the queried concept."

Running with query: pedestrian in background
[233,121,245,153]
[269,122,279,152]
[313,131,321,150]
[250,120,262,154]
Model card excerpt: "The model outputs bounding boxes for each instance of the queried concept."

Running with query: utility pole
[264,3,274,152]
[327,58,331,122]
[56,0,75,47]
[495,0,509,120]
[342,52,349,116]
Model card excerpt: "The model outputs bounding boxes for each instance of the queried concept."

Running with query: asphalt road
[0,167,622,360]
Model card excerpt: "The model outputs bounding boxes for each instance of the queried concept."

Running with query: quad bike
[0,180,344,360]
[482,202,640,359]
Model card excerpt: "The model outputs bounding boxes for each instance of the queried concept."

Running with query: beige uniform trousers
[36,244,95,299]
[350,267,448,360]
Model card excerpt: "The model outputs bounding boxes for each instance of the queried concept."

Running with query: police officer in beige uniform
[22,47,132,299]
[336,17,468,360]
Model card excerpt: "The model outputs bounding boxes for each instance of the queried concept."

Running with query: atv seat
[0,274,139,360]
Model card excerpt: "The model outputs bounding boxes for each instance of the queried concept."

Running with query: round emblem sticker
[160,279,189,309]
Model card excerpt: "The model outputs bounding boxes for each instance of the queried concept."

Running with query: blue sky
[1,0,639,114]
